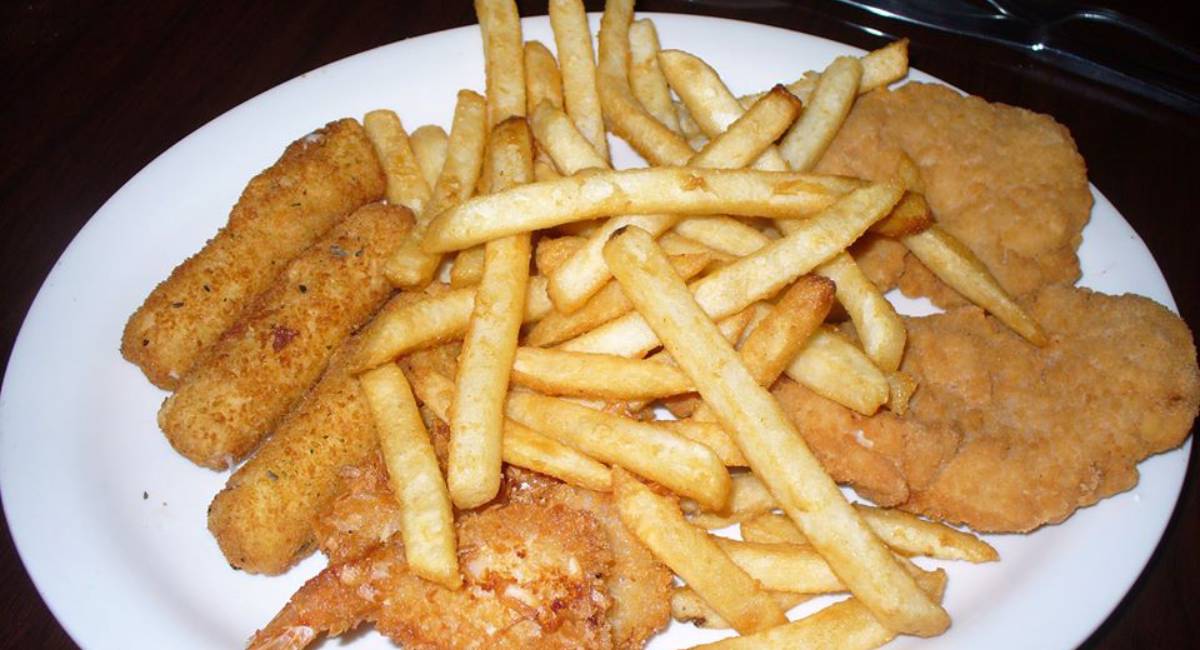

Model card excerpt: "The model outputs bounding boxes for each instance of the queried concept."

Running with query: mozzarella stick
[207,330,379,575]
[159,203,412,469]
[121,119,385,389]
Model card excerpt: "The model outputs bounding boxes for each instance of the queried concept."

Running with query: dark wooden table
[1,1,1196,647]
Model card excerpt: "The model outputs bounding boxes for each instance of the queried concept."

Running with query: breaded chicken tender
[249,498,616,650]
[817,83,1092,306]
[122,119,385,389]
[159,203,412,469]
[898,285,1199,531]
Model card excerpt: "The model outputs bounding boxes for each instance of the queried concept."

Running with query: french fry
[548,0,609,160]
[559,184,901,366]
[510,347,694,400]
[611,468,787,635]
[358,364,460,588]
[423,167,856,252]
[816,252,906,372]
[715,538,844,594]
[684,470,778,529]
[672,588,809,630]
[673,39,909,140]
[526,251,710,347]
[604,227,949,636]
[385,90,487,287]
[449,117,533,509]
[741,512,809,546]
[524,40,564,113]
[692,275,835,427]
[534,235,586,274]
[476,0,525,127]
[785,325,891,416]
[410,124,449,188]
[596,0,694,166]
[778,55,863,172]
[658,231,737,262]
[560,303,753,359]
[529,100,609,174]
[660,48,907,377]
[871,190,934,238]
[506,392,730,510]
[660,420,747,467]
[536,87,806,313]
[741,505,998,563]
[671,216,771,257]
[904,226,1049,345]
[406,358,612,492]
[449,246,485,288]
[628,18,681,133]
[691,562,948,650]
[363,110,432,214]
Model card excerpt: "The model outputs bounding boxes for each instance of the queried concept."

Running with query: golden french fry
[559,184,901,364]
[671,216,771,257]
[358,364,460,589]
[904,225,1048,345]
[386,90,487,287]
[778,56,863,172]
[672,588,809,630]
[659,48,905,377]
[692,275,835,427]
[534,235,586,274]
[363,110,432,214]
[715,538,844,594]
[542,86,807,314]
[449,118,534,509]
[529,100,608,174]
[628,18,681,133]
[816,252,906,372]
[410,124,449,189]
[526,251,710,347]
[560,302,754,359]
[406,359,612,492]
[476,0,525,126]
[506,391,730,510]
[741,512,809,546]
[524,40,564,113]
[856,504,999,562]
[510,347,694,400]
[871,190,934,238]
[423,167,854,252]
[597,0,694,166]
[604,227,949,636]
[739,503,998,563]
[660,420,747,467]
[785,325,891,416]
[611,468,787,635]
[690,561,947,650]
[683,470,778,529]
[548,0,609,160]
[449,246,485,287]
[658,231,737,262]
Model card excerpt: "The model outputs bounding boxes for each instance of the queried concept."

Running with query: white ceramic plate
[0,12,1189,650]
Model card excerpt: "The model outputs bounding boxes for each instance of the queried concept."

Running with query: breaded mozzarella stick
[121,119,385,389]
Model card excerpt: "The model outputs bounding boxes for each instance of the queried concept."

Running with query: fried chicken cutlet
[816,83,1093,306]
[898,284,1199,532]
[777,285,1198,532]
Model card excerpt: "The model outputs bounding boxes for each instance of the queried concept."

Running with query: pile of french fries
[341,0,1044,646]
